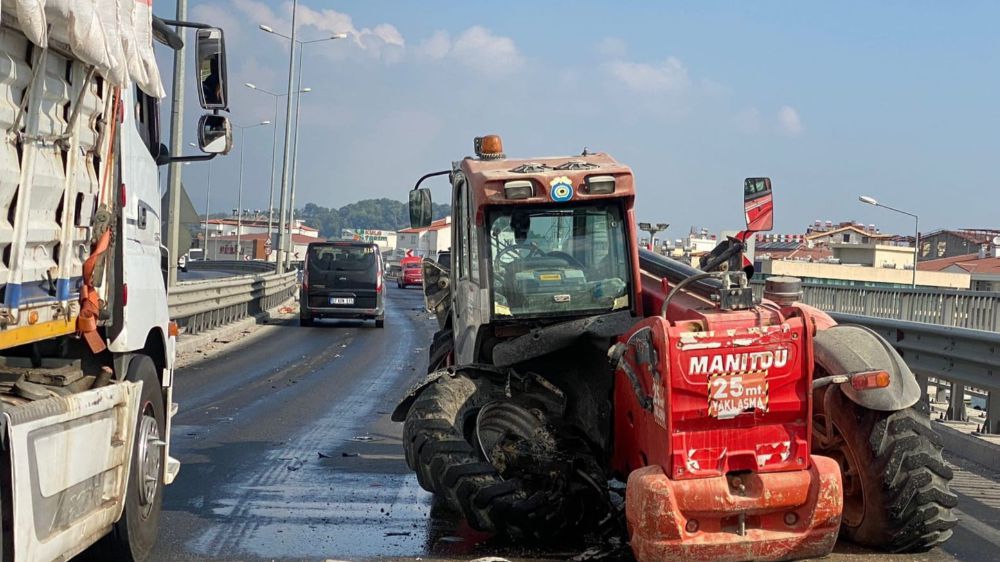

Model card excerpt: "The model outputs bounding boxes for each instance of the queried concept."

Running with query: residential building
[205,233,322,263]
[397,216,451,259]
[918,245,1000,292]
[201,218,319,239]
[758,260,970,289]
[917,229,1000,262]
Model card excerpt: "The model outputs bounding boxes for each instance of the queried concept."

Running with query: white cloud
[606,56,690,95]
[415,26,523,76]
[451,26,523,75]
[416,31,451,60]
[595,37,627,58]
[777,105,804,136]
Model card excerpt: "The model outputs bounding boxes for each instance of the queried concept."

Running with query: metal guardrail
[185,260,277,274]
[169,271,297,335]
[829,313,1000,433]
[752,280,1000,332]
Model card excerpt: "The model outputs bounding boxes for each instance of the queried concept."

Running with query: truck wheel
[402,372,596,541]
[299,312,314,327]
[97,355,165,561]
[812,387,957,552]
[375,317,385,329]
[427,328,453,373]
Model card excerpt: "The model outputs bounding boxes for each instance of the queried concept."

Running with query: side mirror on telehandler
[409,188,433,229]
[743,177,773,233]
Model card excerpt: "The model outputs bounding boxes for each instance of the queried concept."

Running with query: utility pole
[274,0,299,273]
[165,0,187,287]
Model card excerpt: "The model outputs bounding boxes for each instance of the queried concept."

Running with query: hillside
[298,198,451,239]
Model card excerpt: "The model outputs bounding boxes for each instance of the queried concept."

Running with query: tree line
[297,198,451,238]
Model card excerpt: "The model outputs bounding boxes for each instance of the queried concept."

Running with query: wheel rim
[814,413,865,528]
[136,402,162,517]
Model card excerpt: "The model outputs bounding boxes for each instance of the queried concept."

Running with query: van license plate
[330,297,354,305]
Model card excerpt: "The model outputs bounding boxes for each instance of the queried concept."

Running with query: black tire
[95,355,165,561]
[427,328,453,373]
[375,317,385,329]
[299,312,314,327]
[812,388,958,552]
[402,372,600,541]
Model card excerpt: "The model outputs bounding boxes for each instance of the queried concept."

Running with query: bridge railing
[169,270,296,335]
[751,281,1000,332]
[749,279,1000,432]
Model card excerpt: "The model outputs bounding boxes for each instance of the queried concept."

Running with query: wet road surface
[139,288,998,561]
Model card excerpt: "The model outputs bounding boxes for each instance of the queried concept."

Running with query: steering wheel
[544,250,587,269]
[495,242,543,266]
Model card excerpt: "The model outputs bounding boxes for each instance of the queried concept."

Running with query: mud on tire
[402,370,602,541]
[813,388,958,552]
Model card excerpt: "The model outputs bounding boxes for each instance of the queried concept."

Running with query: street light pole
[859,195,919,287]
[245,83,311,260]
[638,222,670,252]
[233,121,271,260]
[190,141,213,256]
[258,25,346,269]
[273,0,299,273]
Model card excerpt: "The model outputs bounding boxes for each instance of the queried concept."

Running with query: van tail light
[302,269,308,292]
[376,271,383,294]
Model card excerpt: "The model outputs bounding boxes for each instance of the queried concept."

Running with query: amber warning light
[850,370,891,391]
[475,135,505,160]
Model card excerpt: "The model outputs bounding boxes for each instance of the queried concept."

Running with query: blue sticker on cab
[549,176,574,202]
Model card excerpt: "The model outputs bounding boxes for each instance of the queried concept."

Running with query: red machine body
[611,272,843,561]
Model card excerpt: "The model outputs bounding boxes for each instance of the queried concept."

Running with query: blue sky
[159,1,1000,240]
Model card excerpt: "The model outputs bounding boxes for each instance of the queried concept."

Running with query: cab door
[451,176,478,364]
[3,383,140,562]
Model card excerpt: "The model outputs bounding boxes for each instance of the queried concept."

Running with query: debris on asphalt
[351,434,381,442]
[286,458,304,471]
[317,451,332,459]
[384,531,411,537]
[341,452,359,457]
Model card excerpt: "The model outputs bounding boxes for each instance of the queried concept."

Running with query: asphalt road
[140,288,1000,561]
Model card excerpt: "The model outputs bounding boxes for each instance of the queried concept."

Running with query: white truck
[0,2,232,561]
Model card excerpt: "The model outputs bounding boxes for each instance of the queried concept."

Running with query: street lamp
[189,141,213,256]
[259,21,347,269]
[233,120,271,260]
[859,195,919,287]
[638,222,671,251]
[244,83,312,247]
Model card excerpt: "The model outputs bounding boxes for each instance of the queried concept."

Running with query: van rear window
[308,246,376,272]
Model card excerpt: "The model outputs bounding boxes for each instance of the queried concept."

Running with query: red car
[398,256,423,289]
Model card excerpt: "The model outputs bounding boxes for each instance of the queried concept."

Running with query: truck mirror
[196,28,228,110]
[409,188,433,228]
[198,114,233,154]
[743,177,773,232]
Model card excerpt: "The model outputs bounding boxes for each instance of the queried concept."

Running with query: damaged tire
[427,328,453,373]
[402,370,605,541]
[813,387,958,552]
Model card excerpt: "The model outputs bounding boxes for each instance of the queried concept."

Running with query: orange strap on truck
[77,229,111,354]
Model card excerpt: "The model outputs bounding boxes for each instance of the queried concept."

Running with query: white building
[396,217,451,259]
[201,218,319,238]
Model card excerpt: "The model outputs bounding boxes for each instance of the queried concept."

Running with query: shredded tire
[402,371,602,541]
[813,389,958,552]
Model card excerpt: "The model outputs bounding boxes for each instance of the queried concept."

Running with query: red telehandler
[393,136,956,561]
